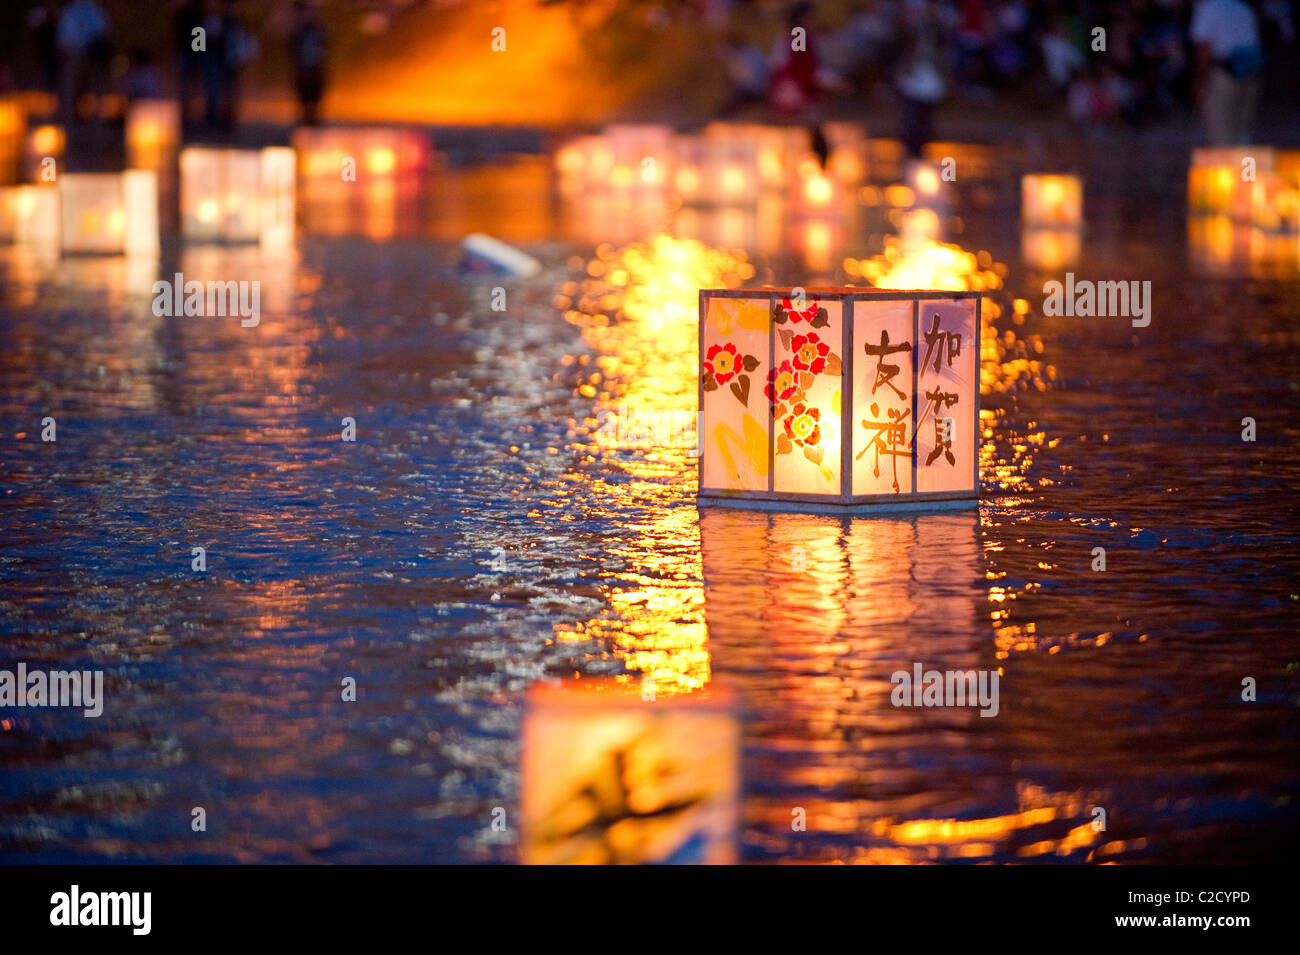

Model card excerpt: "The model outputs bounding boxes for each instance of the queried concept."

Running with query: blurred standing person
[895,0,947,159]
[219,2,257,131]
[292,1,327,126]
[173,0,205,132]
[718,33,768,117]
[28,4,59,94]
[56,0,109,125]
[1190,0,1264,145]
[768,2,821,119]
[200,0,229,131]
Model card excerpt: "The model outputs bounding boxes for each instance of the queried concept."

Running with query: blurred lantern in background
[521,681,739,865]
[125,100,181,171]
[293,126,432,181]
[0,185,60,245]
[603,123,675,193]
[705,122,809,192]
[673,134,760,206]
[698,289,980,510]
[1021,226,1082,272]
[59,170,158,255]
[181,147,296,246]
[1021,174,1083,228]
[24,125,65,183]
[905,159,949,216]
[0,96,25,185]
[823,121,868,185]
[1188,147,1272,222]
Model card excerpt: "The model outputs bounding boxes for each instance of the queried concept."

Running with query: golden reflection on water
[552,236,754,693]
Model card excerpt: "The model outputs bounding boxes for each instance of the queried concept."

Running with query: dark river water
[1,146,1297,863]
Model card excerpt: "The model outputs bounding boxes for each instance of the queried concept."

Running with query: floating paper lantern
[905,159,949,215]
[24,125,65,182]
[180,146,296,245]
[1021,174,1082,228]
[0,96,24,185]
[59,170,158,255]
[704,122,808,192]
[125,100,181,170]
[0,185,60,245]
[1188,147,1273,221]
[673,134,760,206]
[521,681,739,865]
[292,126,432,181]
[1021,226,1081,271]
[823,121,868,184]
[1250,172,1300,234]
[603,123,675,192]
[698,289,980,510]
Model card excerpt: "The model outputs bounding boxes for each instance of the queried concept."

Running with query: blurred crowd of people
[18,0,329,133]
[716,0,1295,149]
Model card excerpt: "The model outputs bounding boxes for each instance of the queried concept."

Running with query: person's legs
[1204,68,1235,146]
[1231,75,1261,145]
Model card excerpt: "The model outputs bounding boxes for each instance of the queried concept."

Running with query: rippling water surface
[1,153,1297,863]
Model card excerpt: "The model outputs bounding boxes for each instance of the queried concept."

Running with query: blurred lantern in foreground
[59,170,158,255]
[698,289,980,509]
[0,185,60,245]
[180,147,295,246]
[1021,174,1082,228]
[521,681,739,865]
[24,125,65,182]
[125,100,181,170]
[1188,147,1272,222]
[1021,226,1081,271]
[292,126,432,181]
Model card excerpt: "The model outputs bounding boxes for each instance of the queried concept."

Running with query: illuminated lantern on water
[0,185,60,245]
[698,289,980,510]
[1250,172,1300,234]
[292,126,432,181]
[673,134,760,206]
[704,122,808,192]
[823,121,868,184]
[180,147,296,246]
[603,123,675,193]
[1021,226,1082,272]
[59,170,158,255]
[125,100,181,170]
[0,96,24,185]
[1021,174,1083,228]
[521,681,739,865]
[1188,147,1273,221]
[24,125,65,182]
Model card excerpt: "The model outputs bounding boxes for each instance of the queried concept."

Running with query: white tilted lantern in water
[698,288,980,511]
[126,100,181,170]
[1021,174,1083,228]
[180,146,296,246]
[59,170,158,255]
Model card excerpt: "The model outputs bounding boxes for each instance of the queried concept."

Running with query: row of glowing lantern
[555,122,867,210]
[0,96,442,253]
[0,148,295,254]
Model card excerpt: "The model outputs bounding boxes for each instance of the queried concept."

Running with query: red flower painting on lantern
[703,341,760,406]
